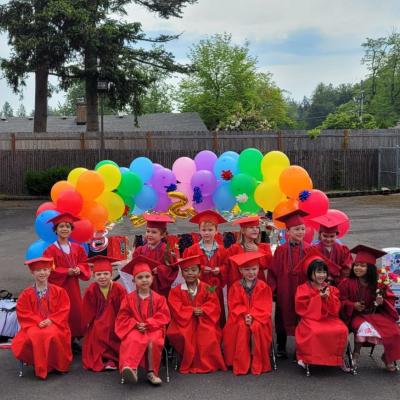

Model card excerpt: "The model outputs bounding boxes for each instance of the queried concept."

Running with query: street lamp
[97,80,109,159]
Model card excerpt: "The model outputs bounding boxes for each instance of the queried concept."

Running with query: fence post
[212,130,219,152]
[377,148,381,189]
[342,129,349,150]
[11,133,16,152]
[80,133,85,150]
[277,131,283,151]
[146,131,153,151]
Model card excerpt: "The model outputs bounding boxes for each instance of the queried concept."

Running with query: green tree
[16,104,26,117]
[1,101,14,117]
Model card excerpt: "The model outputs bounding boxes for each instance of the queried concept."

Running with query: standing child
[311,214,353,284]
[267,209,311,358]
[12,257,72,380]
[43,213,91,350]
[183,210,228,325]
[132,214,179,297]
[339,245,400,372]
[167,255,226,374]
[116,256,170,385]
[223,252,273,375]
[82,255,127,372]
[294,252,348,369]
[225,216,272,289]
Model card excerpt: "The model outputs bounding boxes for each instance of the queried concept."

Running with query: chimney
[76,98,87,125]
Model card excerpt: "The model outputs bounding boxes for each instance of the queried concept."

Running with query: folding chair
[270,335,277,371]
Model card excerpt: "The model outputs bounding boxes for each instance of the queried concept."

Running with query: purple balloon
[190,170,217,196]
[154,192,172,212]
[193,195,214,212]
[151,168,177,193]
[195,150,218,171]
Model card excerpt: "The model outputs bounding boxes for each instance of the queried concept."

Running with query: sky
[0,0,399,114]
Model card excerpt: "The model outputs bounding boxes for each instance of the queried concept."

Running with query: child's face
[56,222,72,239]
[288,224,306,242]
[320,232,337,247]
[182,265,200,283]
[199,222,217,242]
[145,227,164,246]
[31,268,51,284]
[134,271,153,290]
[93,271,112,288]
[240,265,259,281]
[353,262,368,278]
[312,268,327,285]
[242,225,260,241]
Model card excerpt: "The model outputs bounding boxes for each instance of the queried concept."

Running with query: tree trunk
[86,74,98,132]
[33,63,48,133]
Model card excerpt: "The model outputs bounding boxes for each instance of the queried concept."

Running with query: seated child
[82,255,127,372]
[294,252,348,368]
[223,252,273,375]
[167,255,226,374]
[116,256,170,385]
[12,257,72,380]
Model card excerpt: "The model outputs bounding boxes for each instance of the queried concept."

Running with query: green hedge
[25,166,71,195]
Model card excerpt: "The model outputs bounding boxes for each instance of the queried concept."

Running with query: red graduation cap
[189,210,227,226]
[229,252,264,269]
[87,255,121,273]
[47,212,80,226]
[121,255,158,276]
[294,248,342,277]
[24,257,54,271]
[232,216,260,229]
[350,245,387,265]
[175,255,203,270]
[275,209,308,229]
[143,213,174,229]
[311,214,346,234]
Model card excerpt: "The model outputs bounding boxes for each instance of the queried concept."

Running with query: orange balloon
[50,181,75,202]
[76,171,105,200]
[273,198,299,229]
[279,166,313,199]
[80,201,108,231]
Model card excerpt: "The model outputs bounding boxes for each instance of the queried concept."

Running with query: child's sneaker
[104,360,117,371]
[147,371,162,385]
[122,367,138,383]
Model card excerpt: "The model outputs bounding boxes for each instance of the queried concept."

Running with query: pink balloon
[36,202,57,216]
[326,209,350,238]
[177,182,193,207]
[190,170,217,196]
[56,189,83,215]
[194,150,217,171]
[154,192,172,212]
[151,168,177,193]
[193,195,214,213]
[299,189,329,219]
[172,157,196,183]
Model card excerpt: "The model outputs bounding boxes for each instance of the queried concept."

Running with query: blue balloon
[25,239,50,260]
[213,183,236,211]
[134,185,158,211]
[34,210,60,243]
[81,242,89,255]
[220,151,239,161]
[213,155,238,180]
[129,157,154,183]
[119,167,130,174]
[131,205,144,216]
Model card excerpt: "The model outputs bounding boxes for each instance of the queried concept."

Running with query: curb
[0,195,48,201]
[326,188,400,198]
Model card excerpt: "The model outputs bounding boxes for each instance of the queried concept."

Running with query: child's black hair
[307,260,328,282]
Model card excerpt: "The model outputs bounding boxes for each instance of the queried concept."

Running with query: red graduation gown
[12,284,72,379]
[312,242,353,284]
[225,243,272,289]
[223,280,273,375]
[339,278,400,363]
[167,281,226,373]
[267,241,311,336]
[295,283,348,366]
[44,242,90,337]
[133,243,179,297]
[82,282,127,371]
[115,290,170,374]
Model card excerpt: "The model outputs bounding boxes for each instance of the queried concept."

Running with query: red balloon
[36,202,57,216]
[326,209,350,238]
[304,224,316,244]
[299,189,329,219]
[56,189,83,216]
[70,219,94,243]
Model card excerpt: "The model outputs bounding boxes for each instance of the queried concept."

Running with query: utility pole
[359,80,364,123]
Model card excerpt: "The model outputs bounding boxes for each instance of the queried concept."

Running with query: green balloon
[117,191,135,211]
[238,148,263,181]
[95,159,119,170]
[117,171,143,196]
[239,197,261,214]
[230,173,257,196]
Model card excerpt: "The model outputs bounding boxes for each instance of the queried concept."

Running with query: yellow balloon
[261,151,290,180]
[254,181,285,212]
[67,167,88,186]
[97,164,121,192]
[97,192,125,222]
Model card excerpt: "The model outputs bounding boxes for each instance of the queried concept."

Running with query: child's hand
[212,267,220,275]
[376,294,384,305]
[203,266,211,274]
[68,268,75,276]
[320,287,330,298]
[354,302,365,312]
[38,319,52,328]
[152,267,158,275]
[193,307,203,316]
[73,267,80,275]
[136,322,147,333]
[244,314,252,325]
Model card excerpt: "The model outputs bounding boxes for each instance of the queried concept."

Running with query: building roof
[0,112,208,133]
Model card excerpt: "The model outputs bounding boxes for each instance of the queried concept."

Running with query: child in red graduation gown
[167,255,226,374]
[223,252,273,375]
[183,210,228,325]
[82,255,127,372]
[43,213,91,344]
[132,214,179,297]
[267,209,312,358]
[116,256,170,385]
[225,216,272,289]
[311,214,353,284]
[295,252,348,368]
[12,257,72,380]
[339,245,400,372]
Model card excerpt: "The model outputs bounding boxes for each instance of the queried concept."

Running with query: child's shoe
[147,371,162,385]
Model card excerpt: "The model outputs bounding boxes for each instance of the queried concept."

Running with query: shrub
[25,166,71,195]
